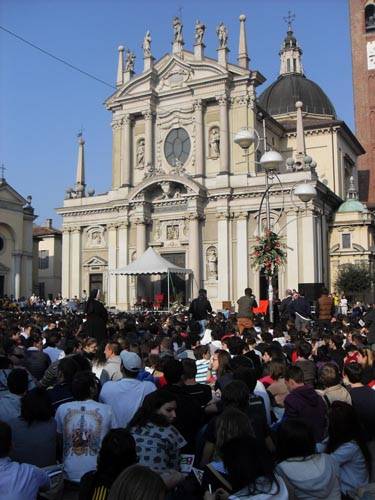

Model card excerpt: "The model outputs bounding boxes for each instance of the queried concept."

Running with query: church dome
[258,73,336,117]
[337,177,366,213]
[337,199,366,213]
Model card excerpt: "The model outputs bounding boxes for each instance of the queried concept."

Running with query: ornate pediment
[107,52,231,105]
[155,54,228,92]
[83,256,108,267]
[0,182,27,207]
[156,60,193,92]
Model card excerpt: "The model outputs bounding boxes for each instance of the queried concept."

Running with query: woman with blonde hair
[108,465,166,500]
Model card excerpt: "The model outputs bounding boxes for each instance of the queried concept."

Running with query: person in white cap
[99,350,156,427]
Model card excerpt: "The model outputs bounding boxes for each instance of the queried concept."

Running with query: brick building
[350,0,375,206]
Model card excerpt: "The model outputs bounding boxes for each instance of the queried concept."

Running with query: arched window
[365,2,375,31]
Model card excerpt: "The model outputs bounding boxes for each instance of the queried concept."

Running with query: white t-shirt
[99,378,156,427]
[55,400,114,482]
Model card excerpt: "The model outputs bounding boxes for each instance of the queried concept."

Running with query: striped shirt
[196,359,210,383]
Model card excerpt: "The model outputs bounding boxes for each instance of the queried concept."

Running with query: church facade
[0,175,35,298]
[57,16,366,309]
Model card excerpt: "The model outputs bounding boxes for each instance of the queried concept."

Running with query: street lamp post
[234,125,317,324]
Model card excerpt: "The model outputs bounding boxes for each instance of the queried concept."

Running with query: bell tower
[350,0,375,206]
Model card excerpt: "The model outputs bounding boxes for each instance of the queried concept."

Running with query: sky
[0,0,354,227]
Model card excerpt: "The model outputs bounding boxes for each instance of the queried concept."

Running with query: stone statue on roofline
[216,22,228,49]
[173,17,183,43]
[142,31,152,57]
[195,19,205,44]
[125,49,136,72]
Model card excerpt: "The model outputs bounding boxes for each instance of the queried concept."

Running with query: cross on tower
[283,10,296,31]
[0,163,6,180]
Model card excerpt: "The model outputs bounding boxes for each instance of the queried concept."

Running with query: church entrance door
[89,273,103,294]
[160,253,187,305]
[0,275,4,297]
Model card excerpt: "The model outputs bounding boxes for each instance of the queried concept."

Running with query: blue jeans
[198,319,207,337]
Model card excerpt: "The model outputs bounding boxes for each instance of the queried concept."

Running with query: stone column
[136,218,147,256]
[121,114,132,187]
[117,220,129,309]
[301,209,317,283]
[218,95,229,175]
[217,212,230,302]
[321,212,329,286]
[315,209,323,284]
[143,111,154,166]
[24,255,33,298]
[236,212,248,299]
[188,214,201,296]
[70,227,81,298]
[107,224,118,306]
[14,253,21,299]
[286,210,299,290]
[62,227,71,299]
[111,120,122,189]
[194,99,204,178]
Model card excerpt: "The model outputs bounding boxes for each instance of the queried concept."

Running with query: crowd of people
[0,286,375,500]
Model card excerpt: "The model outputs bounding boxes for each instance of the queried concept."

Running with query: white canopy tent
[111,247,193,310]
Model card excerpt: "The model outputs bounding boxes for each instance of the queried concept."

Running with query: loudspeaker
[298,283,324,303]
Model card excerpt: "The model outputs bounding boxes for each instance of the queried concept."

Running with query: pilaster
[300,208,318,284]
[188,213,201,296]
[62,227,71,299]
[194,99,205,179]
[216,211,230,302]
[111,120,122,189]
[13,253,21,300]
[218,95,230,177]
[107,223,118,307]
[286,210,299,290]
[135,217,148,256]
[143,111,154,167]
[70,227,81,298]
[118,220,129,309]
[121,114,132,187]
[235,212,249,298]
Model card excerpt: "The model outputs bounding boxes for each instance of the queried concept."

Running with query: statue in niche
[136,139,145,169]
[125,49,136,72]
[183,219,188,236]
[142,31,152,57]
[209,127,220,158]
[195,19,205,44]
[173,17,183,43]
[154,220,161,240]
[207,247,218,280]
[167,225,179,240]
[216,22,228,49]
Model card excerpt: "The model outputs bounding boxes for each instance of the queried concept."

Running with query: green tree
[335,263,374,300]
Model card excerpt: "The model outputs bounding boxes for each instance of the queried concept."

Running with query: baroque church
[57,15,374,309]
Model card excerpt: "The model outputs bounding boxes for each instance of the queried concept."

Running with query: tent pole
[167,271,170,312]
